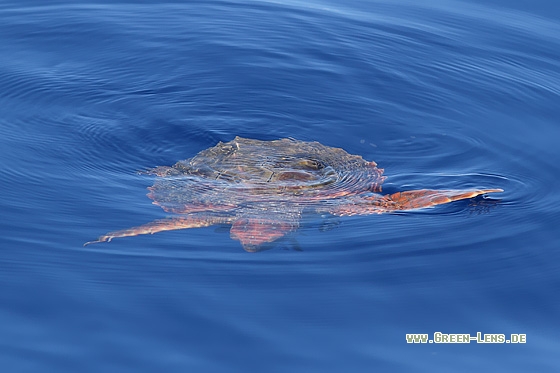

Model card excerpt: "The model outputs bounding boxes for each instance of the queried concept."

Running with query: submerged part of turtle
[85,137,503,252]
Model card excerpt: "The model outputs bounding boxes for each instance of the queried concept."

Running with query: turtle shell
[146,136,386,214]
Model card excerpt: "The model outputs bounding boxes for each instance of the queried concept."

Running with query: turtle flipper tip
[83,236,112,247]
[490,188,504,193]
[478,188,503,194]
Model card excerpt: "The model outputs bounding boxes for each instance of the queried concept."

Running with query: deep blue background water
[1,0,559,371]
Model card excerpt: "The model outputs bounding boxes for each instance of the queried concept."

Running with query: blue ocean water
[1,0,559,371]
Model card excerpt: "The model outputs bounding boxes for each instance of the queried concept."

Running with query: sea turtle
[85,137,502,251]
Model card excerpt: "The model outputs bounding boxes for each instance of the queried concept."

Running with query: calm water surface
[1,0,559,371]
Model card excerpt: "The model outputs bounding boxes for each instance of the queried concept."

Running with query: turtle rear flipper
[84,216,232,246]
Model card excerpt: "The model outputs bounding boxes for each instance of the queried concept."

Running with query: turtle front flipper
[230,218,297,252]
[84,216,232,246]
[380,188,504,211]
[332,188,503,216]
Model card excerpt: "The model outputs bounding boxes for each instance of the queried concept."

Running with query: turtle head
[230,217,296,252]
